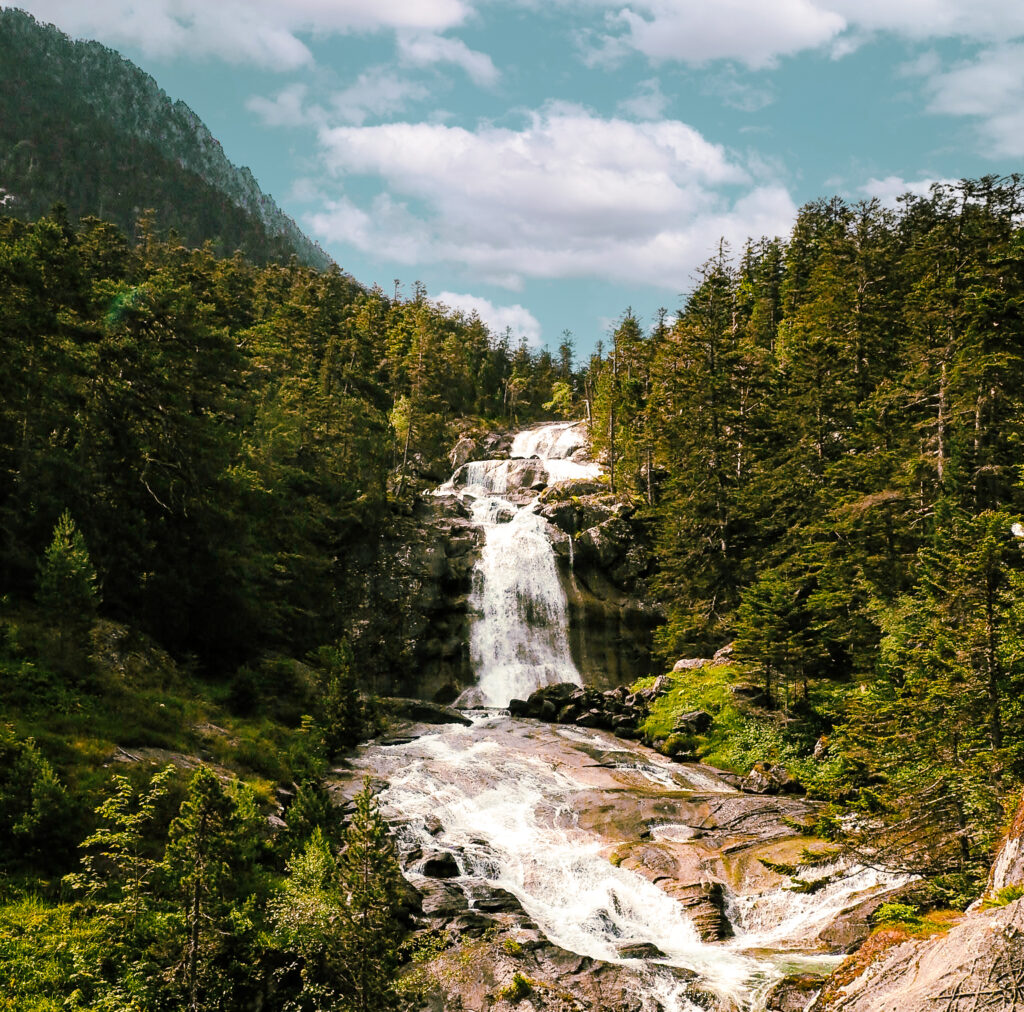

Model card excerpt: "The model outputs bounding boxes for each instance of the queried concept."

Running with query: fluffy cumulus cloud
[859,175,959,206]
[922,43,1024,157]
[434,292,543,345]
[579,0,1024,68]
[591,0,844,69]
[19,0,473,67]
[305,105,797,289]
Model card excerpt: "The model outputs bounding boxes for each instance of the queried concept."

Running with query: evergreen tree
[162,766,246,1012]
[336,779,405,1012]
[70,764,174,934]
[36,509,99,626]
[273,779,404,1012]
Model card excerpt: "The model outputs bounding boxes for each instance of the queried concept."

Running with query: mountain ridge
[0,7,332,269]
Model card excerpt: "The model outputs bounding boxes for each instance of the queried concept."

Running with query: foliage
[0,726,76,872]
[496,971,533,1003]
[36,510,99,630]
[870,902,921,927]
[981,884,1024,909]
[272,780,405,1012]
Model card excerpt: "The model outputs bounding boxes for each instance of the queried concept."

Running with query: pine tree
[336,779,404,1012]
[36,509,99,626]
[272,779,404,1012]
[70,764,174,934]
[162,766,244,1012]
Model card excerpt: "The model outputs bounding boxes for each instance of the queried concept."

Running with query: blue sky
[13,1,1024,355]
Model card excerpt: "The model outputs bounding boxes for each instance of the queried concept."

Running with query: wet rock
[507,698,530,717]
[661,881,733,941]
[466,885,524,914]
[418,882,468,919]
[557,704,581,724]
[448,912,495,937]
[421,852,461,878]
[764,975,820,1011]
[615,941,667,960]
[424,815,444,836]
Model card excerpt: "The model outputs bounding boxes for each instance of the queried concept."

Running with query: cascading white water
[443,421,601,706]
[360,724,761,1011]
[393,421,913,1011]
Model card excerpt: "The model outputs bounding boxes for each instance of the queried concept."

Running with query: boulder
[449,436,478,470]
[615,941,667,960]
[742,761,805,796]
[672,657,712,672]
[765,975,820,1011]
[673,709,713,735]
[420,852,461,878]
[507,698,530,717]
[418,880,468,918]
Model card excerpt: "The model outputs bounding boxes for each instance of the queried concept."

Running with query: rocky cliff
[539,481,660,688]
[342,493,483,702]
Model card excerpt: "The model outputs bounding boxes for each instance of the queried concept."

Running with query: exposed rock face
[810,899,1024,1011]
[341,715,910,1012]
[342,493,483,701]
[985,788,1024,900]
[538,488,660,687]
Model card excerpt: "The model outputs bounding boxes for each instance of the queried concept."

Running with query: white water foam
[442,421,602,706]
[364,732,766,1010]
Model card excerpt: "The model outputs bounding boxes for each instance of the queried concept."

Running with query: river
[352,422,905,1012]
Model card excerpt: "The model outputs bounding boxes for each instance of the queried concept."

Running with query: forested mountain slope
[584,175,1024,899]
[0,8,330,268]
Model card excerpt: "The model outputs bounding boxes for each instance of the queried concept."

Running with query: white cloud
[923,43,1024,157]
[397,32,499,86]
[586,0,845,69]
[828,0,1024,43]
[860,175,959,207]
[19,0,473,67]
[576,0,1024,69]
[248,70,431,129]
[330,69,432,125]
[617,78,669,119]
[434,292,542,345]
[247,83,312,127]
[306,105,797,289]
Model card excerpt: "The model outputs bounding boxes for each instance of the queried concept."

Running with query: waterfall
[386,422,913,1012]
[443,421,600,706]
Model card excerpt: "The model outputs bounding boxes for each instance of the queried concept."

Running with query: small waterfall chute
[441,421,600,707]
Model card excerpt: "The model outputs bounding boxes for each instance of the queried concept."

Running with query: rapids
[356,422,909,1011]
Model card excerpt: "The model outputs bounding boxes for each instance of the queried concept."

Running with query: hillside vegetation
[2,175,1024,1005]
[0,9,330,269]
